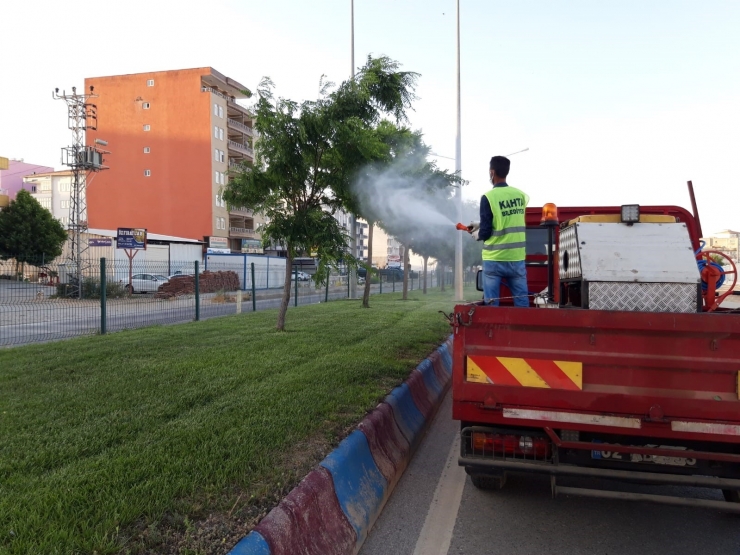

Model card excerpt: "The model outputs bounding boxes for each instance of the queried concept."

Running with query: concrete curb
[229,336,454,555]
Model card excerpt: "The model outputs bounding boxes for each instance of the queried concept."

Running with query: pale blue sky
[2,0,738,232]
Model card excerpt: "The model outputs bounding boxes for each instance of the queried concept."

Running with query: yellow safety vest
[482,185,529,262]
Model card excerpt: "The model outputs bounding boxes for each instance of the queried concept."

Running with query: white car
[291,271,311,281]
[126,273,169,293]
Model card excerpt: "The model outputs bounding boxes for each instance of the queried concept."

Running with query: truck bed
[452,304,740,440]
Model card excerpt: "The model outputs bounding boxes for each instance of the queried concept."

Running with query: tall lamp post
[454,0,463,302]
[348,0,358,299]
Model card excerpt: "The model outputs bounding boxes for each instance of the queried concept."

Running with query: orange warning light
[541,203,559,225]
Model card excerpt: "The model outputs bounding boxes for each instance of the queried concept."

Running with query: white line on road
[412,432,466,555]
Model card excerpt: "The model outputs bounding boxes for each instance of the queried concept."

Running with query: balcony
[228,140,254,157]
[229,206,253,216]
[229,226,256,238]
[228,118,254,137]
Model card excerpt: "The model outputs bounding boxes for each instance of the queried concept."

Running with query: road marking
[412,432,466,555]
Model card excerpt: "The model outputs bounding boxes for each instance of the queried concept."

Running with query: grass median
[0,289,464,555]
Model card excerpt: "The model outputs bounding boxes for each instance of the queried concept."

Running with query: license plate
[591,443,697,467]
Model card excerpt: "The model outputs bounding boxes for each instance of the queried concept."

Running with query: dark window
[526,227,550,256]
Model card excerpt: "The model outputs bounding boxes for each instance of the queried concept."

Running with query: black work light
[621,204,640,224]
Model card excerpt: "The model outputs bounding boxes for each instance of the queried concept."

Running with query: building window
[143,124,151,131]
[216,194,226,208]
[40,198,51,209]
[214,125,219,138]
[218,106,223,118]
[59,216,68,224]
[147,79,154,87]
[216,217,226,230]
[59,182,71,192]
[215,170,219,182]
[60,200,70,209]
[214,103,219,116]
[144,147,150,154]
[220,150,225,162]
[215,148,219,161]
[142,102,150,109]
[144,170,151,177]
[219,128,224,140]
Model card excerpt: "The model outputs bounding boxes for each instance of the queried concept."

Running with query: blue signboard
[116,228,147,250]
[89,238,112,247]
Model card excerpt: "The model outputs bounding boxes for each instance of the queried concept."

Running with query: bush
[55,278,128,299]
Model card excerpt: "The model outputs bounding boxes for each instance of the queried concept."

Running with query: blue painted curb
[383,382,426,447]
[319,430,388,548]
[230,530,271,555]
[438,343,453,374]
[416,358,444,399]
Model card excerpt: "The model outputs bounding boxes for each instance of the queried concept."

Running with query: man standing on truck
[474,155,530,306]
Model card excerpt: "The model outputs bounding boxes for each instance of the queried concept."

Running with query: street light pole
[348,0,358,299]
[454,0,463,302]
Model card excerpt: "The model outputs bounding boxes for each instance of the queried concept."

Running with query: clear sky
[2,0,738,233]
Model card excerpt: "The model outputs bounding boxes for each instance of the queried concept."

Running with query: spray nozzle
[455,223,469,231]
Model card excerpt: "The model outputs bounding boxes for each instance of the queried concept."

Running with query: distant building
[704,230,740,261]
[0,159,54,201]
[333,209,369,260]
[84,67,265,252]
[23,170,74,227]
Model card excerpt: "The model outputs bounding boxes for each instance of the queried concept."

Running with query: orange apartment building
[85,67,261,251]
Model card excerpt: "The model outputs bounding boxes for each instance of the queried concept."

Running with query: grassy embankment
[0,290,466,554]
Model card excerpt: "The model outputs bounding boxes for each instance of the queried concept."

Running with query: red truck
[452,199,740,511]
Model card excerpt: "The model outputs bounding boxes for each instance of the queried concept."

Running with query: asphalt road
[360,393,740,555]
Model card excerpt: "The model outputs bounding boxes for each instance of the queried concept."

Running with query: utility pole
[454,0,463,301]
[348,0,358,299]
[53,86,108,298]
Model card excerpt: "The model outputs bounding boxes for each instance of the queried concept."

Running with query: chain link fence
[0,257,471,347]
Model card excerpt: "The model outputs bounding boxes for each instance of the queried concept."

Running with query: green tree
[0,190,67,276]
[224,56,418,330]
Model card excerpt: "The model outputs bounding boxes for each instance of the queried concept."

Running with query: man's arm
[478,195,492,241]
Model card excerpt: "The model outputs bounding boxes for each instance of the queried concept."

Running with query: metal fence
[0,257,473,347]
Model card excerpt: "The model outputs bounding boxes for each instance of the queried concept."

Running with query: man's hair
[489,156,510,178]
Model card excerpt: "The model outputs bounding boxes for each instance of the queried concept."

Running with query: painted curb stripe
[319,430,388,548]
[250,466,356,555]
[429,351,451,388]
[417,359,444,398]
[406,369,435,419]
[358,402,410,490]
[384,382,426,447]
[230,531,271,555]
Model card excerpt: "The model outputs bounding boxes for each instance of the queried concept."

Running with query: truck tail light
[472,432,551,458]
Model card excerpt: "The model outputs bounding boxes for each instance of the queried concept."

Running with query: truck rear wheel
[469,472,507,490]
[722,489,740,503]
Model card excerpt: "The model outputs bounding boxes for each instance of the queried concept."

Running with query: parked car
[126,273,169,293]
[290,271,311,281]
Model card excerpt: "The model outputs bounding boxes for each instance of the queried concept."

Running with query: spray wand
[455,221,480,234]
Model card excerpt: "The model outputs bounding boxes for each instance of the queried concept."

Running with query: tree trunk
[276,249,293,331]
[440,264,445,292]
[402,243,409,300]
[362,221,374,308]
[423,255,428,294]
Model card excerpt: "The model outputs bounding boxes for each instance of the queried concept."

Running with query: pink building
[0,159,54,200]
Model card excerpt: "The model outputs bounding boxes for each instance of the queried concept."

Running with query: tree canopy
[0,190,68,265]
[224,56,419,330]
